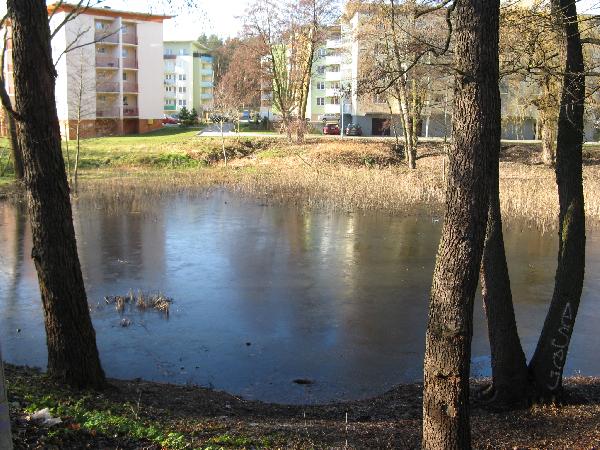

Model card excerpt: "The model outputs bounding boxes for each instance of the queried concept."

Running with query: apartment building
[163,41,214,115]
[2,4,169,138]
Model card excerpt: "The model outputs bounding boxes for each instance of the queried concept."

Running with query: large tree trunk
[0,345,12,450]
[422,1,500,448]
[528,0,585,398]
[479,159,528,407]
[8,0,105,389]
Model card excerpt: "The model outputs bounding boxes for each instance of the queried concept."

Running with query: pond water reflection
[1,191,599,404]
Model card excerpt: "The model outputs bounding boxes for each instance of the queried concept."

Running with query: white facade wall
[137,21,164,120]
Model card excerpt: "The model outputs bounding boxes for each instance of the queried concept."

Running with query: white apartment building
[2,4,169,138]
[163,41,214,116]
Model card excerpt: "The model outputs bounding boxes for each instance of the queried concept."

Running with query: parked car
[345,123,363,136]
[323,123,340,135]
[162,115,179,125]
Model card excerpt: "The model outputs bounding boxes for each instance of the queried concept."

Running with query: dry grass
[68,139,600,232]
[104,289,172,316]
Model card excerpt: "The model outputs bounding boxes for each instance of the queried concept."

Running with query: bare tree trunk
[74,121,81,195]
[6,109,23,180]
[422,1,500,448]
[0,345,12,450]
[397,82,416,169]
[528,0,586,399]
[479,154,528,407]
[63,122,72,186]
[7,0,105,389]
[221,121,227,166]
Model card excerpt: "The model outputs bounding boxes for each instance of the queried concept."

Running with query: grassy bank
[7,364,600,449]
[2,127,600,230]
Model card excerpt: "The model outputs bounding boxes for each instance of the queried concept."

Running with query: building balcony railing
[201,93,213,99]
[95,31,119,44]
[325,71,342,81]
[200,68,213,76]
[326,39,342,48]
[96,81,119,92]
[164,79,176,85]
[96,56,119,68]
[123,106,139,117]
[325,88,340,97]
[122,33,138,45]
[324,103,342,114]
[200,80,213,88]
[164,105,177,111]
[122,57,138,69]
[123,82,138,93]
[324,55,342,65]
[164,54,176,59]
[96,106,120,118]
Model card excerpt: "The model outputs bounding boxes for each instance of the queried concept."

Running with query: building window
[122,72,128,81]
[317,97,325,106]
[121,48,128,57]
[123,95,129,106]
[329,65,340,72]
[318,48,326,57]
[97,46,106,54]
[317,66,325,74]
[179,48,188,55]
[165,48,173,55]
[317,81,325,90]
[122,24,129,34]
[178,86,186,93]
[331,97,340,105]
[331,82,340,89]
[95,21,107,30]
[178,74,186,81]
[178,99,187,106]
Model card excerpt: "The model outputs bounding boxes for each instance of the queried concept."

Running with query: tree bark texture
[422,2,500,448]
[8,0,105,389]
[528,0,585,397]
[480,157,528,406]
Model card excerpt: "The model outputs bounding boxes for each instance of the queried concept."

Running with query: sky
[1,0,600,41]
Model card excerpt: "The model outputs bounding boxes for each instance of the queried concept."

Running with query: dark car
[345,123,363,136]
[323,123,340,135]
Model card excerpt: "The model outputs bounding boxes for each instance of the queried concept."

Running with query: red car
[162,115,179,125]
[323,123,340,135]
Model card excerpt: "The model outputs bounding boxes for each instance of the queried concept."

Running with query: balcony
[324,103,341,114]
[325,71,341,81]
[96,106,120,118]
[164,105,177,111]
[164,79,175,85]
[96,56,119,68]
[122,33,138,45]
[325,54,342,65]
[325,88,339,97]
[94,31,119,44]
[164,54,176,59]
[201,93,213,100]
[200,68,212,76]
[123,82,138,93]
[122,58,138,69]
[200,81,213,88]
[123,106,139,117]
[96,81,119,92]
[326,39,342,48]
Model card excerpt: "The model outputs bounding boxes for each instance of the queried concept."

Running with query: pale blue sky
[1,1,599,41]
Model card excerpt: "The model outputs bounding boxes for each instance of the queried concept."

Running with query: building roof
[47,3,172,22]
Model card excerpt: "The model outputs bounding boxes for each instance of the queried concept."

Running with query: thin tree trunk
[221,121,227,166]
[422,1,500,448]
[479,156,528,407]
[0,345,12,450]
[74,122,81,195]
[64,122,72,186]
[397,81,416,169]
[6,109,23,180]
[528,0,586,399]
[7,0,105,389]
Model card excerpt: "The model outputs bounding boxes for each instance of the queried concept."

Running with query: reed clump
[104,290,173,317]
[71,139,600,232]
